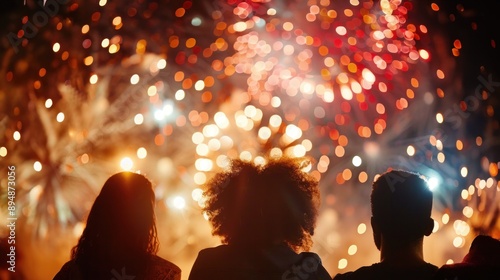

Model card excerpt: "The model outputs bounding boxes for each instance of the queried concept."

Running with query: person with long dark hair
[53,171,181,280]
[188,156,331,280]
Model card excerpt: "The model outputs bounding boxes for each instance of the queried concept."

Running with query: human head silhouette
[72,171,159,275]
[370,170,434,250]
[462,234,500,265]
[202,157,320,251]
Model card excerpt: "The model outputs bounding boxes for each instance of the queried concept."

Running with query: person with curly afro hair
[188,156,331,280]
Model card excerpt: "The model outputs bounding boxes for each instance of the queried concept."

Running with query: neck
[379,236,426,266]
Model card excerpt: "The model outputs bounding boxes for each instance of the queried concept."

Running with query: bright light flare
[120,157,134,171]
[167,195,186,210]
[427,177,439,191]
[352,156,362,167]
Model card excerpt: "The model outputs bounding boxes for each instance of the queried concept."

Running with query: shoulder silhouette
[433,234,500,280]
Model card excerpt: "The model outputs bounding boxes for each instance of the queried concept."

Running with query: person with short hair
[333,169,438,280]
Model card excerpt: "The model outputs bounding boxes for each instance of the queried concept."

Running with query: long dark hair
[71,172,159,279]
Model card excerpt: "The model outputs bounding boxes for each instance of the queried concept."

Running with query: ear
[371,216,381,250]
[423,218,434,236]
[371,216,378,232]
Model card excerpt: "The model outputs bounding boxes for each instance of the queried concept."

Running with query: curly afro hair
[202,157,320,251]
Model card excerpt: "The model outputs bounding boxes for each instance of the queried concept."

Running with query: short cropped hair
[371,170,433,240]
[202,157,320,251]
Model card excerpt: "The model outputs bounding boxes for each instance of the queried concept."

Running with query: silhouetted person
[433,234,500,280]
[334,170,438,280]
[189,157,331,280]
[53,171,181,280]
